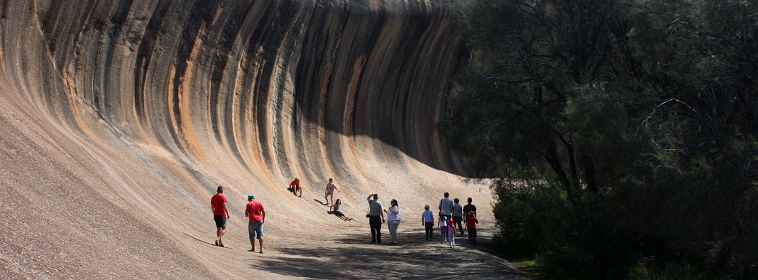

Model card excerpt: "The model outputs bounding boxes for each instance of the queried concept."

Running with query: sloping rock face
[7,0,464,175]
[0,1,487,278]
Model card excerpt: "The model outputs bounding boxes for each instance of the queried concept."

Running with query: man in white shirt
[438,192,453,220]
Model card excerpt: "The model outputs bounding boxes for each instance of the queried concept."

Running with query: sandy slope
[0,91,518,279]
[0,91,524,278]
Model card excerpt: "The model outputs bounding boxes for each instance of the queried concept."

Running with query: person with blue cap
[245,193,266,253]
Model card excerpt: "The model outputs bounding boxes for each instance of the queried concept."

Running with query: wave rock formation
[0,1,496,278]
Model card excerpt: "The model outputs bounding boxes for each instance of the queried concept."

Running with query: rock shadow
[250,232,526,279]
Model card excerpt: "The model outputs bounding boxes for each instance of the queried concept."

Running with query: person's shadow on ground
[182,233,232,250]
[313,199,329,206]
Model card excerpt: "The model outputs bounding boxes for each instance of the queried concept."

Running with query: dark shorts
[334,210,345,217]
[248,221,264,239]
[214,215,226,229]
[453,216,463,223]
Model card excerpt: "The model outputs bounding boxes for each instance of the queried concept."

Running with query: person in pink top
[447,215,457,248]
[210,186,229,247]
[324,178,340,206]
[245,193,266,253]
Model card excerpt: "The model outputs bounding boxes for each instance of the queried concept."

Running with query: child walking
[466,211,478,246]
[447,214,456,248]
[422,205,434,241]
[439,214,448,244]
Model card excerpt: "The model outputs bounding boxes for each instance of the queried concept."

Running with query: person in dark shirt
[453,198,464,236]
[463,197,477,221]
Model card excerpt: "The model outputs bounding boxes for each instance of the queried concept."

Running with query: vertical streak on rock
[177,21,207,160]
[134,0,170,122]
[0,0,470,198]
[208,1,255,144]
[169,0,217,159]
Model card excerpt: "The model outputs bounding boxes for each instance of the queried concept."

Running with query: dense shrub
[447,0,758,278]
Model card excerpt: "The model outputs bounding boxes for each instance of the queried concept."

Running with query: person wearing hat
[465,211,478,246]
[245,193,266,253]
[210,186,229,247]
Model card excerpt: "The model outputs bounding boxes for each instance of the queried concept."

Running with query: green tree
[447,0,758,278]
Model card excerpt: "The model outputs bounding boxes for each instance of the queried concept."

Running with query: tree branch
[642,98,698,127]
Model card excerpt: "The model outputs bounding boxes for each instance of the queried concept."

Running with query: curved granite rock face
[0,1,484,278]
[4,0,464,176]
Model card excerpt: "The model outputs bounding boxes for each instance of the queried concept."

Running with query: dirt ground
[183,215,528,279]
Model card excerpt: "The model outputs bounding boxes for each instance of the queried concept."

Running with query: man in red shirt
[210,186,229,247]
[245,193,266,253]
[289,178,301,197]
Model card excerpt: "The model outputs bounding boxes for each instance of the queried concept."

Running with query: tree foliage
[447,0,758,278]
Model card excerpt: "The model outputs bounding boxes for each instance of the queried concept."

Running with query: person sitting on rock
[330,199,353,221]
[289,178,302,197]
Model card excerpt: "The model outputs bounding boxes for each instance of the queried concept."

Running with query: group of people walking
[210,186,267,253]
[209,179,480,253]
[435,192,479,247]
[366,191,479,247]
